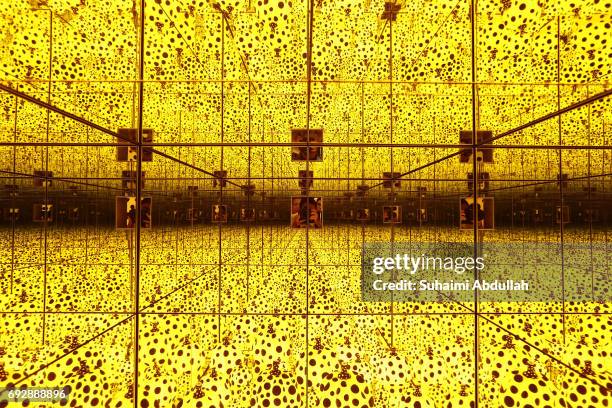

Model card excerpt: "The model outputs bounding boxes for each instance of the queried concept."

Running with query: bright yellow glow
[0,0,611,406]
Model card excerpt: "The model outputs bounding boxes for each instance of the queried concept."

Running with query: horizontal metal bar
[0,170,171,198]
[2,142,610,149]
[0,311,607,316]
[0,90,589,98]
[1,176,611,182]
[3,79,609,86]
[485,172,612,194]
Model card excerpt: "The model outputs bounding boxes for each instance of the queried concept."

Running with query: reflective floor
[1,226,609,407]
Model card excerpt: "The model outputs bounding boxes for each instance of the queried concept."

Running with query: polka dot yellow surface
[0,0,611,407]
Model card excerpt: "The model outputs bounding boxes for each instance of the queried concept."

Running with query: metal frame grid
[0,0,611,407]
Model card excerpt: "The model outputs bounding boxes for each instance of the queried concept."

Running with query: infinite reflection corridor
[1,0,611,406]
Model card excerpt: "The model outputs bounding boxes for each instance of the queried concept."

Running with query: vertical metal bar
[304,0,315,405]
[431,113,436,230]
[557,15,566,344]
[10,96,17,294]
[360,81,366,258]
[217,15,225,342]
[247,81,252,305]
[41,8,52,346]
[470,1,479,406]
[346,119,350,295]
[96,139,101,257]
[587,87,594,299]
[520,134,526,262]
[361,83,365,182]
[129,160,134,304]
[261,120,266,285]
[134,0,146,405]
[175,149,181,279]
[85,126,89,299]
[389,13,395,347]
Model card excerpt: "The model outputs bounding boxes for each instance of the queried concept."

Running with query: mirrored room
[0,0,611,406]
